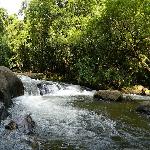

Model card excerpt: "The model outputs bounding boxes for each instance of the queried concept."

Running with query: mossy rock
[94,90,123,102]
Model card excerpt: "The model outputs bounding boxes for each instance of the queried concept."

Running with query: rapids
[0,75,150,150]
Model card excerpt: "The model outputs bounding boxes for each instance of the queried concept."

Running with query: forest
[0,0,150,89]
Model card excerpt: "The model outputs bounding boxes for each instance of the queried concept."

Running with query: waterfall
[18,75,95,96]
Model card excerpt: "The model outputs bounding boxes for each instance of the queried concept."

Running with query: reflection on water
[0,76,150,150]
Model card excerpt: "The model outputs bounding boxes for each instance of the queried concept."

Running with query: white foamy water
[8,94,117,149]
[123,94,150,101]
[18,75,95,96]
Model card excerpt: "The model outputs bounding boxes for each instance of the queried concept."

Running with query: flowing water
[0,76,150,150]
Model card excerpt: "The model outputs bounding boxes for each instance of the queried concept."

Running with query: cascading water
[0,75,150,150]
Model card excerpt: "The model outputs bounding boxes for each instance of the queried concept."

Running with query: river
[0,75,150,150]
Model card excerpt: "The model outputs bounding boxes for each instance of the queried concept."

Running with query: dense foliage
[0,8,11,66]
[0,0,150,89]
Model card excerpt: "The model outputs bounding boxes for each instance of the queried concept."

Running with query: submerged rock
[136,101,150,115]
[94,90,123,102]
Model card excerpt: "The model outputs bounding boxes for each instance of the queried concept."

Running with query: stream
[0,75,150,150]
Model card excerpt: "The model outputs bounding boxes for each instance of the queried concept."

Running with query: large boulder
[0,66,24,107]
[94,90,123,102]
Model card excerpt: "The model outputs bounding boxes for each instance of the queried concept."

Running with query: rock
[0,102,9,121]
[16,114,36,134]
[5,114,36,134]
[94,90,123,102]
[0,66,24,107]
[37,83,49,96]
[141,88,150,96]
[136,101,150,115]
[122,85,144,94]
[5,120,18,130]
[25,114,36,133]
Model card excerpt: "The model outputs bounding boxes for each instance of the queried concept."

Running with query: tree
[6,15,30,71]
[0,8,11,67]
[100,0,150,86]
[2,0,149,89]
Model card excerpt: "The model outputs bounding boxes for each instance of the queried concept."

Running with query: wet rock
[37,83,49,96]
[136,101,150,115]
[0,66,24,107]
[94,90,123,102]
[16,114,36,134]
[25,114,36,134]
[0,102,9,121]
[5,114,36,134]
[5,120,18,130]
